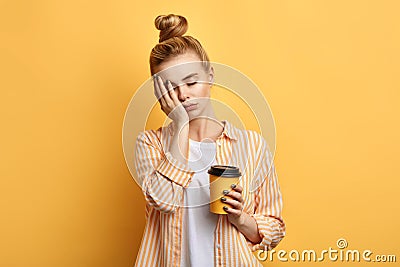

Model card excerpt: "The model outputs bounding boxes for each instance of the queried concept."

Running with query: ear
[208,66,215,87]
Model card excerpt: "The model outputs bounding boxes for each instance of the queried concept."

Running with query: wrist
[234,211,248,229]
[175,120,189,129]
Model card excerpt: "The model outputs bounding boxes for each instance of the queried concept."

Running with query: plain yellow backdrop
[1,0,399,266]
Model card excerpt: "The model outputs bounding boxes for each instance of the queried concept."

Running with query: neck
[188,109,224,142]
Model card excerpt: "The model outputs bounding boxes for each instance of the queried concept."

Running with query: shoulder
[226,121,266,148]
[226,122,273,160]
[136,123,172,147]
[245,129,265,146]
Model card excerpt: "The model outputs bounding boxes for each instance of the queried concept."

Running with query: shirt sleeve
[247,134,286,251]
[135,130,195,213]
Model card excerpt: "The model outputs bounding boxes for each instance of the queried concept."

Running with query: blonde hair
[149,14,210,75]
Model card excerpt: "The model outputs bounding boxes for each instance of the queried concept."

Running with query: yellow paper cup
[208,165,241,214]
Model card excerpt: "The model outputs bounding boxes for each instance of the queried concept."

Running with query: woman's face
[154,51,214,119]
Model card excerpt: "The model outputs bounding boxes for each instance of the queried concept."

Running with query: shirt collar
[166,120,238,141]
[220,120,238,141]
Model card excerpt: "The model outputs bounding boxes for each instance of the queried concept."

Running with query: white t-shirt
[180,139,219,267]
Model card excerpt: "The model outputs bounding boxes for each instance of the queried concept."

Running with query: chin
[188,109,208,121]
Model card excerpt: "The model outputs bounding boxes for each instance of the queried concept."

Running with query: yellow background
[1,0,399,266]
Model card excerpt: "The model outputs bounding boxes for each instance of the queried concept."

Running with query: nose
[175,84,190,101]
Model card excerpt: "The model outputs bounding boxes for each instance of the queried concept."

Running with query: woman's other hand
[221,184,246,226]
[222,184,263,244]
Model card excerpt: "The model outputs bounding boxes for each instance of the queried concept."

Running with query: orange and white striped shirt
[134,120,285,267]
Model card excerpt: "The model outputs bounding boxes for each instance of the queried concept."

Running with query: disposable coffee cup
[208,165,241,214]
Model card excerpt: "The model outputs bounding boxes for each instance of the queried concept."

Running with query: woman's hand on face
[221,184,246,227]
[153,75,189,125]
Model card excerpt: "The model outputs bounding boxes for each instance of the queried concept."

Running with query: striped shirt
[134,120,286,267]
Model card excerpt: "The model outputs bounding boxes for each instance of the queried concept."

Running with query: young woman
[134,14,285,267]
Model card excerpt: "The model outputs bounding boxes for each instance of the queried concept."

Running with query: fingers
[223,185,243,203]
[166,80,181,106]
[222,197,242,210]
[153,76,166,107]
[231,183,243,193]
[222,183,244,215]
[154,75,178,112]
[156,76,172,103]
[222,197,242,217]
[223,205,242,216]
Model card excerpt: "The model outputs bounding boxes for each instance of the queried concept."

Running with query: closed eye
[187,81,197,86]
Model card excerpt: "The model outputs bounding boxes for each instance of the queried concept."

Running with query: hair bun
[155,14,188,42]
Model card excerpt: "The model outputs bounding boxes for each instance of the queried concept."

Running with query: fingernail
[223,206,228,211]
[220,197,226,202]
[231,184,236,189]
[223,190,229,195]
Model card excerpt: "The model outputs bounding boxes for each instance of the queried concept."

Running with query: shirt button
[216,244,221,249]
[216,141,222,146]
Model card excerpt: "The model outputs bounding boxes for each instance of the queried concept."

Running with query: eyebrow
[182,73,199,80]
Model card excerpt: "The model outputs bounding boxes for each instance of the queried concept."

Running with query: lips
[183,103,198,111]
